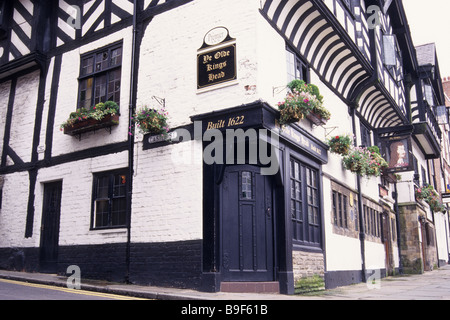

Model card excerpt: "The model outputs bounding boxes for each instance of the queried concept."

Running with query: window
[360,122,371,147]
[286,47,309,83]
[363,204,382,238]
[0,1,8,40]
[332,191,348,229]
[306,167,320,226]
[78,43,123,109]
[391,218,397,242]
[92,170,128,229]
[382,33,403,82]
[413,156,420,185]
[241,171,252,200]
[332,0,356,42]
[421,166,428,186]
[290,158,321,247]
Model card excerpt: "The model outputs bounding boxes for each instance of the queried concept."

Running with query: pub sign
[380,135,414,173]
[197,27,237,90]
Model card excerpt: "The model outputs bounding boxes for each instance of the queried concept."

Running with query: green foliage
[294,275,325,294]
[342,146,388,178]
[327,134,353,155]
[60,101,120,130]
[278,80,330,124]
[132,106,170,135]
[415,185,446,213]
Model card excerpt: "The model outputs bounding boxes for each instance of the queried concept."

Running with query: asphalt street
[1,265,450,300]
[0,278,146,300]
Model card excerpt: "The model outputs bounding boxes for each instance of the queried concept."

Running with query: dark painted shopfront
[190,102,328,294]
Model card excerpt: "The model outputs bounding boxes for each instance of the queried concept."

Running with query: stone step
[220,282,280,294]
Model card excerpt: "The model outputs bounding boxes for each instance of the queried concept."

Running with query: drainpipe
[350,106,366,283]
[125,0,138,284]
[393,182,403,274]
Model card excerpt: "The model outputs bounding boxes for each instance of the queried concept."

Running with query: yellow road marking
[0,278,149,300]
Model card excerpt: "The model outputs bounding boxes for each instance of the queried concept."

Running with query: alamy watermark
[165,121,280,176]
[367,5,382,30]
[66,5,81,30]
[66,265,81,290]
[366,269,381,290]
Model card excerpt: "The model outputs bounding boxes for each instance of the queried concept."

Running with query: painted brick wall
[0,172,34,248]
[51,28,133,158]
[131,140,203,243]
[8,71,40,164]
[34,152,129,247]
[136,0,262,128]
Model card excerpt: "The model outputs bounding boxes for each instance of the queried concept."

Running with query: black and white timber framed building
[0,0,448,294]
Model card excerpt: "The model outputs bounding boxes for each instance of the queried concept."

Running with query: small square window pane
[241,172,252,199]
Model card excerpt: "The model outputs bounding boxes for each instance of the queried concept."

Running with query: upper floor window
[286,47,309,83]
[0,1,8,40]
[360,122,371,147]
[332,0,356,42]
[78,42,123,110]
[382,33,403,82]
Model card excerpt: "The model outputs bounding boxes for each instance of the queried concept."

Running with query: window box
[61,101,120,137]
[63,113,120,136]
[306,112,328,126]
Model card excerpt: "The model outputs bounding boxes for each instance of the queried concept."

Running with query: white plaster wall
[435,212,450,264]
[323,177,362,271]
[364,241,386,270]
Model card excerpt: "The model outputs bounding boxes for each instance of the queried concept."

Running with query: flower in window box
[132,106,170,136]
[278,80,330,125]
[61,101,120,135]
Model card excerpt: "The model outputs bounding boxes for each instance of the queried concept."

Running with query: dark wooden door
[39,181,62,273]
[221,166,274,282]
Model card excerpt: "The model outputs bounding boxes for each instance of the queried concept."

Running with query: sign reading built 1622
[197,27,237,90]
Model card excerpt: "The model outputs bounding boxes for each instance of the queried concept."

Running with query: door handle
[266,207,271,219]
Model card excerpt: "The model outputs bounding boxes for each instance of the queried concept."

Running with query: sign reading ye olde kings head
[197,27,237,90]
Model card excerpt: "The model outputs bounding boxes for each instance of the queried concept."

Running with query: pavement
[1,265,450,300]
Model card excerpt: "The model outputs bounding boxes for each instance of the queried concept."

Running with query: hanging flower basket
[327,134,353,156]
[342,146,388,178]
[61,101,120,136]
[278,80,330,126]
[415,185,446,213]
[132,106,170,136]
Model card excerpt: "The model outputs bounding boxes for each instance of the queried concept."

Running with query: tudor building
[0,0,449,295]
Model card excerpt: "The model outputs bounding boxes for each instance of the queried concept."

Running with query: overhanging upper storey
[260,0,409,129]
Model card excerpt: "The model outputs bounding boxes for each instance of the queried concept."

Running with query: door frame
[39,181,63,273]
